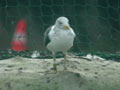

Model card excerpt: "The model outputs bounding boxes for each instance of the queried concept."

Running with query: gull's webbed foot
[53,63,57,72]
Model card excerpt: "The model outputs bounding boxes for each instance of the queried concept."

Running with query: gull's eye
[58,21,62,25]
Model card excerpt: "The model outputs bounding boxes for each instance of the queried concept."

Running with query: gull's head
[55,16,70,30]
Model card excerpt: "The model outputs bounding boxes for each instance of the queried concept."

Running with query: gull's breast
[47,30,75,52]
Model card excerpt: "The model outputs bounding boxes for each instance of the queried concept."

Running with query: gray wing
[44,26,53,47]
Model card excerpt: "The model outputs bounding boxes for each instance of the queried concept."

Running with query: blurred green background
[0,0,120,53]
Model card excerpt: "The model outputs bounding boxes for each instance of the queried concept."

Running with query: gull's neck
[53,25,61,31]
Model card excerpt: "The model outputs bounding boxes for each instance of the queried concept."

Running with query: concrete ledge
[0,56,120,90]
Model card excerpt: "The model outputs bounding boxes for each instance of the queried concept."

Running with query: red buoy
[11,19,27,51]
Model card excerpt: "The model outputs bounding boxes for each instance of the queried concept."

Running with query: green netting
[0,0,120,60]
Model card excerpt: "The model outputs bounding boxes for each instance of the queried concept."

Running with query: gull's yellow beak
[64,26,69,30]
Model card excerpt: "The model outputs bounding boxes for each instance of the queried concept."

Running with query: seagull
[44,16,76,71]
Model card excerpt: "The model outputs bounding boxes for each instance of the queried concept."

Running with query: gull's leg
[52,52,57,72]
[63,52,67,70]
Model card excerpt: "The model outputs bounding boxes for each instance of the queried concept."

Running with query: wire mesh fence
[0,0,120,61]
